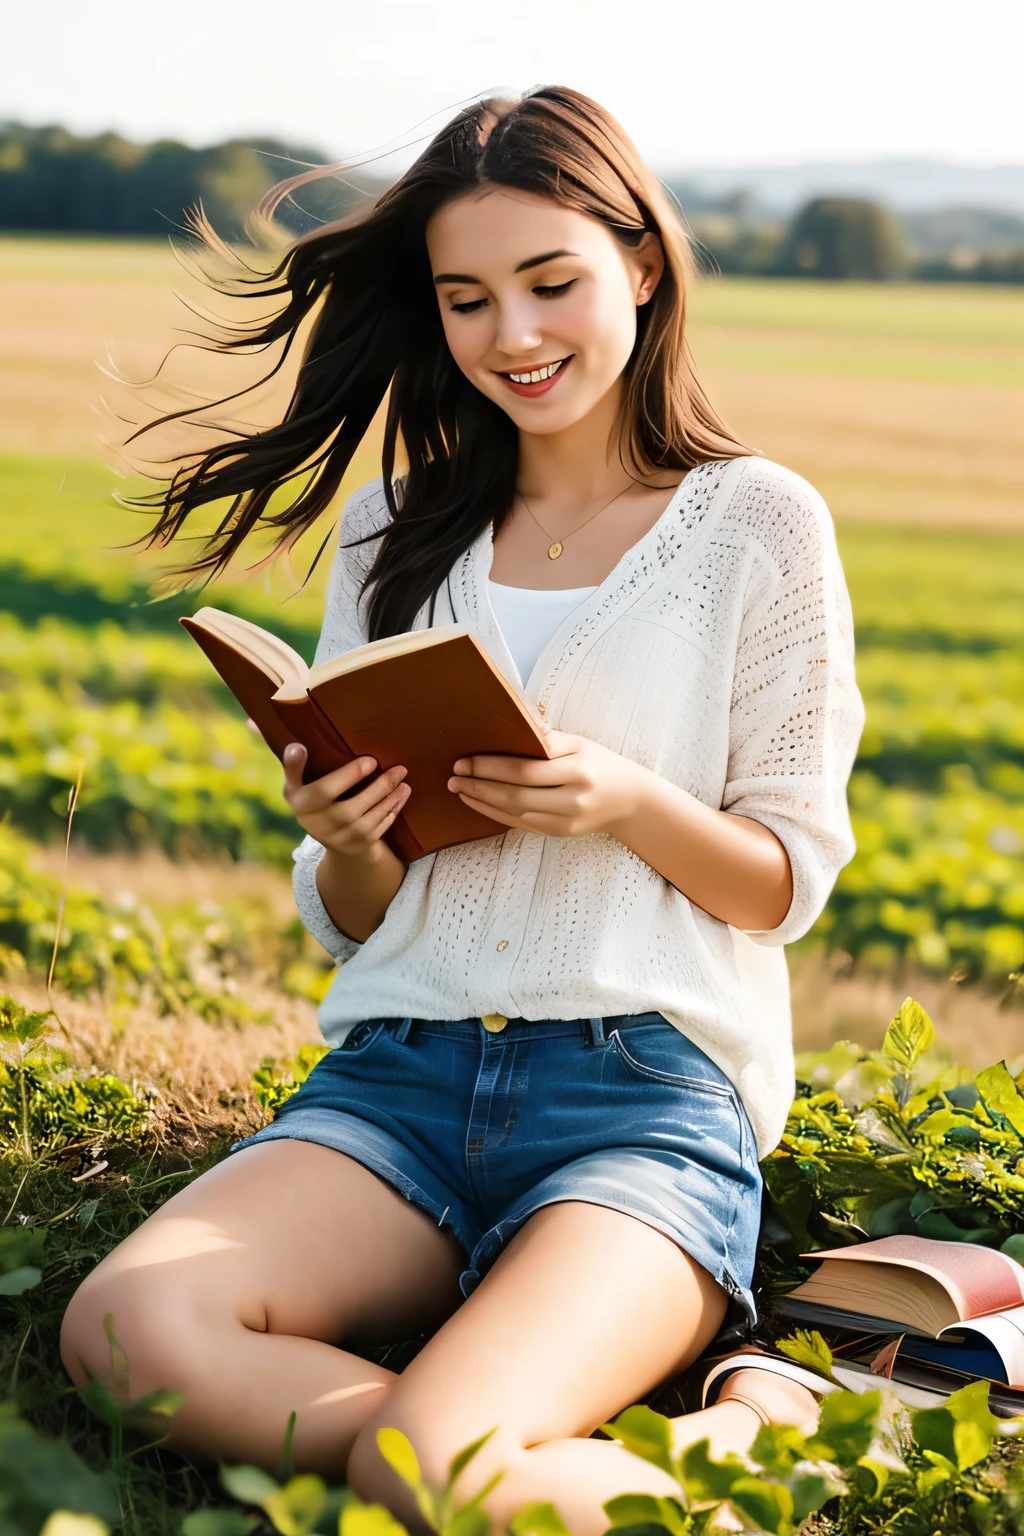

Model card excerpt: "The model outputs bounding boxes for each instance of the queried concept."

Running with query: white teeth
[508,359,564,384]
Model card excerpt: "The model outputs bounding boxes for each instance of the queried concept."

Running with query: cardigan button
[496,939,509,952]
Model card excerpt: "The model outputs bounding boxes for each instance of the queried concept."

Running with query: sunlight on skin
[107,1217,246,1268]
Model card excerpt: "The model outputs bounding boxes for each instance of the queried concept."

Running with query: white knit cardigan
[292,455,866,1156]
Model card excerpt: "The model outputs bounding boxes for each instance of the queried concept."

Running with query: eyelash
[449,278,576,314]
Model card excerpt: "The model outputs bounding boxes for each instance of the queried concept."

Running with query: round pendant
[548,541,563,560]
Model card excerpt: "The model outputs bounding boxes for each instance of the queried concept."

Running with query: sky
[5,0,1023,173]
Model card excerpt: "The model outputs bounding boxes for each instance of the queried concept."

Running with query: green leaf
[442,1506,491,1536]
[375,1428,423,1492]
[976,1062,1024,1142]
[0,1264,42,1294]
[807,1389,881,1466]
[747,1422,809,1479]
[947,1379,1000,1470]
[790,1471,833,1525]
[856,1457,890,1496]
[102,1314,129,1400]
[39,1516,109,1536]
[881,998,936,1073]
[598,1406,676,1478]
[78,1380,119,1428]
[678,1439,747,1503]
[508,1501,573,1536]
[220,1465,282,1506]
[182,1512,259,1536]
[375,1429,436,1529]
[601,1496,689,1536]
[444,1426,498,1495]
[339,1504,411,1536]
[913,1382,1001,1474]
[126,1387,184,1419]
[263,1476,327,1536]
[729,1476,794,1535]
[774,1330,839,1386]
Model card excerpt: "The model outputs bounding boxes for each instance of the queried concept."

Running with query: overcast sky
[5,0,1023,172]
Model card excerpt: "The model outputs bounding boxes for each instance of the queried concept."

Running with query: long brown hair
[132,86,751,639]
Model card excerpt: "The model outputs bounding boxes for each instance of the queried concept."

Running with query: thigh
[75,1139,467,1344]
[348,1199,728,1489]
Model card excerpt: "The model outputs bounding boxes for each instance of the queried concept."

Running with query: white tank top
[487,579,599,687]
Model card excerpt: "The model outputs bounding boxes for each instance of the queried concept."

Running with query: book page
[939,1305,1024,1388]
[800,1236,1024,1320]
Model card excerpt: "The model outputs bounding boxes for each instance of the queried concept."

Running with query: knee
[60,1263,208,1401]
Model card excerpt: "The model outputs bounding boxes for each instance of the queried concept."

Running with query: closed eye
[534,279,576,298]
[450,297,487,314]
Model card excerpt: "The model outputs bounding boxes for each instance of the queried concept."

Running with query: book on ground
[180,607,553,863]
[779,1234,1024,1393]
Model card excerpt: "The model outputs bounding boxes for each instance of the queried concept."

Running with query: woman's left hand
[447,730,647,839]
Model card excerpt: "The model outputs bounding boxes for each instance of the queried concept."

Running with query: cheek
[439,312,487,376]
[569,281,638,377]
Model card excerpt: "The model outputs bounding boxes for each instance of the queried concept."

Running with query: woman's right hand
[282,744,411,858]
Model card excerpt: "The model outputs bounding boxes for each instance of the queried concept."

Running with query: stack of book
[775,1234,1024,1414]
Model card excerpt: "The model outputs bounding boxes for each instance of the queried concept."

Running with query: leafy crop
[0,824,333,1020]
[762,998,1024,1283]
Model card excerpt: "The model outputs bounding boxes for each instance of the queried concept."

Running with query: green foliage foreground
[7,996,1024,1534]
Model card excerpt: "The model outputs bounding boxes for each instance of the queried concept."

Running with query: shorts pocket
[610,1023,736,1096]
[334,1018,390,1056]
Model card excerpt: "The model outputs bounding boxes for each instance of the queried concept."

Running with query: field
[2,236,1024,1535]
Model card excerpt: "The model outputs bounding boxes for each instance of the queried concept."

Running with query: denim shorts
[231,1012,763,1326]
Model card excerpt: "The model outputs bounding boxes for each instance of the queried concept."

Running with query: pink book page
[800,1236,1024,1320]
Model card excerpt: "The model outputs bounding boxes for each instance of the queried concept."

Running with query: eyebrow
[432,249,579,285]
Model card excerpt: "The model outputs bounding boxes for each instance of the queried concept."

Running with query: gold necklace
[517,479,638,560]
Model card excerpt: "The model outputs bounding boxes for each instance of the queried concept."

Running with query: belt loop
[393,1016,414,1044]
[586,1016,606,1048]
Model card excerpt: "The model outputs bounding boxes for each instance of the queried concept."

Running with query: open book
[180,607,553,863]
[779,1235,1024,1391]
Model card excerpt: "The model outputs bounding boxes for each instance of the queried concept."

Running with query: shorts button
[496,939,509,951]
[481,1013,508,1033]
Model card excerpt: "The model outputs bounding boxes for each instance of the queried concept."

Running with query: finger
[282,742,309,793]
[450,755,575,788]
[449,777,579,816]
[457,794,569,836]
[357,782,411,838]
[328,763,407,820]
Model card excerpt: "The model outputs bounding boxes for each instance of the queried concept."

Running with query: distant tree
[0,122,378,239]
[778,196,909,279]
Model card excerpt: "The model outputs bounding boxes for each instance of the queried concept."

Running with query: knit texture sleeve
[291,477,391,961]
[721,462,866,946]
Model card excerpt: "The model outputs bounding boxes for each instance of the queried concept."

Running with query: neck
[515,380,633,505]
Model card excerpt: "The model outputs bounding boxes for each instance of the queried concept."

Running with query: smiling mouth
[496,355,574,393]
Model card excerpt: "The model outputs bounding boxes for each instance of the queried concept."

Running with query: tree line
[1,121,1022,282]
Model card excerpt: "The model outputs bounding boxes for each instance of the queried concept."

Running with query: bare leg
[60,1141,466,1474]
[346,1200,760,1535]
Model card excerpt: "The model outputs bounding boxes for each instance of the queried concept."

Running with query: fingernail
[453,759,467,773]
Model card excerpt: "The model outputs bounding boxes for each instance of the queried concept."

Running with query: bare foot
[717,1367,823,1437]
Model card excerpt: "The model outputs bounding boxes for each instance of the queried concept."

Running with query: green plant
[761,998,1024,1281]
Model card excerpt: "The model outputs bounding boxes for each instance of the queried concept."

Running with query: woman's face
[426,187,664,436]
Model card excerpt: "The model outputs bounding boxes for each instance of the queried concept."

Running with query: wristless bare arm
[282,744,410,943]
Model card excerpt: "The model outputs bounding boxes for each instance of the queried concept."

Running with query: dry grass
[788,944,1024,1067]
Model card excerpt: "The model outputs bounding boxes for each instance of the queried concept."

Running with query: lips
[496,355,573,398]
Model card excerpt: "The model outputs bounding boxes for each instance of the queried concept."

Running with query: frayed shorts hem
[230,1111,758,1326]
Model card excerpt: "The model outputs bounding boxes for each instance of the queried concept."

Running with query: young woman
[62,87,866,1534]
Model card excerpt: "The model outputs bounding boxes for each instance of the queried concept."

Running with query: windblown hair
[133,86,751,639]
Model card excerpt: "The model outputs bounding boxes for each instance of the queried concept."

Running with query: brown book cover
[180,606,553,860]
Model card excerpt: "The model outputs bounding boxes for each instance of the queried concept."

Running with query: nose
[493,295,543,361]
